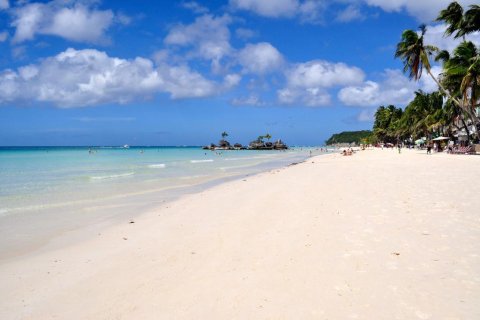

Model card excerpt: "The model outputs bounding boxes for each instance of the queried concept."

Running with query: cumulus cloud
[336,5,365,23]
[286,60,365,88]
[361,0,478,22]
[338,69,419,107]
[230,0,325,23]
[235,28,256,40]
[230,0,298,18]
[278,87,331,107]
[11,1,114,44]
[164,14,233,72]
[231,95,266,106]
[238,42,284,74]
[0,48,221,107]
[0,0,8,10]
[277,60,364,107]
[181,1,209,14]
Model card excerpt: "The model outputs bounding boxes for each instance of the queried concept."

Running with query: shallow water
[0,146,328,258]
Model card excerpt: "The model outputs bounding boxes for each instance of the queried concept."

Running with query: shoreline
[0,149,321,262]
[1,148,479,319]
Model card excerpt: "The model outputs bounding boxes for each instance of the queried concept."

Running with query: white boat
[123,144,130,149]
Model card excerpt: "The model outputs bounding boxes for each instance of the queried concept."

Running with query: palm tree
[437,2,480,39]
[264,133,272,141]
[442,41,480,125]
[437,2,465,39]
[221,131,228,140]
[395,25,455,100]
[463,5,480,36]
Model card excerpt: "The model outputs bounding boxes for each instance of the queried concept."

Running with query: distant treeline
[326,130,373,145]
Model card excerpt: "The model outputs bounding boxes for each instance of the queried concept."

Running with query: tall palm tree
[463,5,480,36]
[437,2,465,39]
[221,131,228,139]
[442,41,480,124]
[438,2,480,39]
[395,25,458,102]
[264,133,272,141]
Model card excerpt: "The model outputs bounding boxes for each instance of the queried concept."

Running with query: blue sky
[0,0,479,146]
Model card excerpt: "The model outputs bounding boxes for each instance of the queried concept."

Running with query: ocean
[0,146,327,258]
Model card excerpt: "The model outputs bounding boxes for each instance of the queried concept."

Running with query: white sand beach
[1,148,479,319]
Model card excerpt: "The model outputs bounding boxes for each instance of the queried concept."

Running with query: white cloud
[0,0,9,10]
[277,60,364,107]
[164,14,233,72]
[336,5,365,22]
[278,87,331,107]
[223,73,241,88]
[338,69,417,107]
[419,65,442,93]
[11,1,114,44]
[238,42,284,74]
[231,95,266,106]
[286,60,365,88]
[0,31,8,42]
[181,1,209,14]
[235,28,256,40]
[229,0,325,23]
[230,0,298,18]
[424,24,480,53]
[297,0,326,24]
[0,48,220,107]
[0,0,10,10]
[362,0,478,22]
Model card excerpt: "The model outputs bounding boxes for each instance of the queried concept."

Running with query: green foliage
[373,105,403,143]
[391,1,480,141]
[326,130,373,145]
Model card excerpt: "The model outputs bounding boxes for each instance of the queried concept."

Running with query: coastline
[1,148,479,319]
[0,148,319,261]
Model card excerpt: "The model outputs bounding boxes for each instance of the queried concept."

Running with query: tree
[264,133,272,141]
[221,131,228,139]
[437,2,480,39]
[441,41,480,125]
[373,105,403,143]
[437,2,465,39]
[257,135,264,142]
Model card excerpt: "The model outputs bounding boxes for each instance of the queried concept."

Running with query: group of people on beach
[341,148,354,156]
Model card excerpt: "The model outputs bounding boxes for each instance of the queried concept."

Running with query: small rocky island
[203,132,288,150]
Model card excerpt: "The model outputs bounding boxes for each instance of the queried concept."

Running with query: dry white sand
[1,148,479,319]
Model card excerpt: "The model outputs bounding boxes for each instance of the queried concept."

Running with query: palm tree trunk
[426,68,461,105]
[460,117,471,142]
[426,68,480,127]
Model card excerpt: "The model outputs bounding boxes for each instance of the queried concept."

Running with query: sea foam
[90,172,135,180]
[190,159,214,163]
[148,163,166,168]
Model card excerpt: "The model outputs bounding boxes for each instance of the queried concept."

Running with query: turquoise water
[0,146,326,258]
[0,146,320,216]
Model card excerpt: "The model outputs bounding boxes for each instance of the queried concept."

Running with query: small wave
[190,159,214,163]
[90,172,134,180]
[0,208,10,216]
[224,156,268,161]
[148,163,166,168]
[179,174,209,180]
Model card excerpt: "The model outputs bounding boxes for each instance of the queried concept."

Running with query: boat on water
[123,144,130,149]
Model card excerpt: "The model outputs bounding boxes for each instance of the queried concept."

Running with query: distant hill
[325,130,373,145]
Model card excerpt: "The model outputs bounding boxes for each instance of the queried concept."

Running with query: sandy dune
[1,148,479,319]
